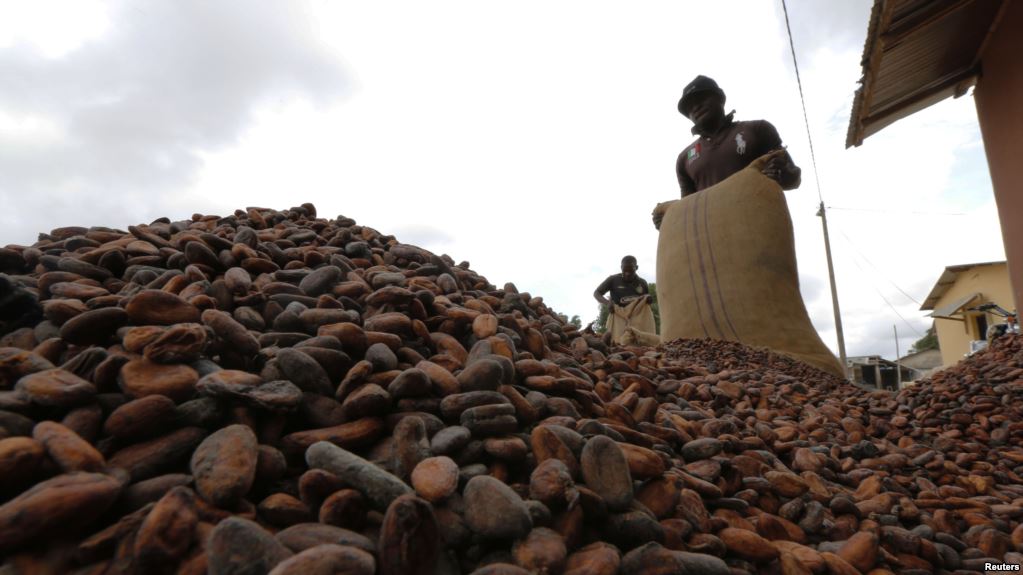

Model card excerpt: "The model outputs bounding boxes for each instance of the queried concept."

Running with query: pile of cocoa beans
[1,203,1022,575]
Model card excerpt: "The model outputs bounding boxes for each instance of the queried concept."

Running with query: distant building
[847,0,1022,314]
[920,261,1012,366]
[898,348,943,381]
[846,355,915,390]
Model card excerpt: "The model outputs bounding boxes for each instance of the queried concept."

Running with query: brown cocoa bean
[411,456,459,502]
[0,472,123,553]
[119,359,199,403]
[267,544,375,575]
[133,486,198,572]
[190,424,258,508]
[378,494,441,575]
[207,516,293,575]
[463,475,532,540]
[32,421,105,472]
[581,434,633,511]
[126,290,201,325]
[15,368,96,407]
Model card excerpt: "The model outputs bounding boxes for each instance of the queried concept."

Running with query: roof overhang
[846,0,1012,148]
[930,291,981,319]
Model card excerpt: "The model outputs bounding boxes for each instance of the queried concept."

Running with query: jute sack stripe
[657,151,844,377]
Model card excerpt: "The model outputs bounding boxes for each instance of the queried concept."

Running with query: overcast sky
[0,0,1007,361]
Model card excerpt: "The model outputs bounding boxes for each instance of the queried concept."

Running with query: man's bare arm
[676,154,697,198]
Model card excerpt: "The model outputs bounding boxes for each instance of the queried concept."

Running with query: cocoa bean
[0,436,45,492]
[306,440,412,511]
[119,359,199,403]
[564,541,621,575]
[378,494,441,575]
[319,489,367,530]
[32,421,105,472]
[719,526,780,563]
[411,456,459,502]
[463,475,532,540]
[581,434,633,511]
[144,323,207,364]
[190,424,258,508]
[15,368,96,407]
[276,347,333,395]
[59,307,128,345]
[207,516,293,575]
[512,527,567,574]
[275,523,376,555]
[108,427,205,482]
[0,472,123,552]
[125,290,201,325]
[258,493,313,527]
[103,395,178,440]
[267,544,375,575]
[132,486,198,572]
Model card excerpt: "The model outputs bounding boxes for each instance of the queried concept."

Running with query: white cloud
[0,0,348,241]
[0,0,111,58]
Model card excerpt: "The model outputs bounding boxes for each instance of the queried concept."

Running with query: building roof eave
[846,0,1009,148]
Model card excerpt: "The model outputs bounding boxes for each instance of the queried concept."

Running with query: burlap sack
[605,296,657,346]
[655,151,844,377]
[621,326,662,347]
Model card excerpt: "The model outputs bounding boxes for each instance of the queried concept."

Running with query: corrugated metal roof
[846,0,1010,148]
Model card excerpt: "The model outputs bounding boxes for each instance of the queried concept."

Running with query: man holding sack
[650,75,845,378]
[593,256,656,345]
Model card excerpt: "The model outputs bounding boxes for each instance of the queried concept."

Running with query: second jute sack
[606,296,657,346]
[655,152,845,377]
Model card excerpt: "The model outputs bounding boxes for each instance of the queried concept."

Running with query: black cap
[677,75,725,118]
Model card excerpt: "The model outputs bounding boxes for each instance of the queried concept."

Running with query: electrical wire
[781,0,824,204]
[831,225,924,307]
[831,227,924,337]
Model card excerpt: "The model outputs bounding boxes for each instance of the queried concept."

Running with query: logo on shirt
[735,133,747,155]
[687,142,701,163]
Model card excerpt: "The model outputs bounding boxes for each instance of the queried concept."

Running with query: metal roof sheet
[930,291,981,319]
[846,0,1010,147]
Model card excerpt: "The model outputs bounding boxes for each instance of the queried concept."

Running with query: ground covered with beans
[0,204,1021,574]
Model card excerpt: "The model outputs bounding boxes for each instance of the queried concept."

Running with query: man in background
[594,256,655,345]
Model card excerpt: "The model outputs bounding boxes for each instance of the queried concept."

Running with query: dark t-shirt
[596,273,649,306]
[676,118,783,196]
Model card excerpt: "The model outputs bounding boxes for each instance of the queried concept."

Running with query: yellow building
[920,261,1012,367]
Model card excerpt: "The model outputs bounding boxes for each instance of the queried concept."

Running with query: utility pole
[894,324,902,389]
[817,201,848,377]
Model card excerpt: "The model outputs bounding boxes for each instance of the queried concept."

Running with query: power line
[781,0,823,204]
[831,227,924,337]
[843,254,923,337]
[832,225,923,307]
[782,0,847,373]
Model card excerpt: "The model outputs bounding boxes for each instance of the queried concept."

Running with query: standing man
[645,75,845,377]
[655,76,801,227]
[594,255,650,309]
[594,256,656,345]
[678,75,801,195]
